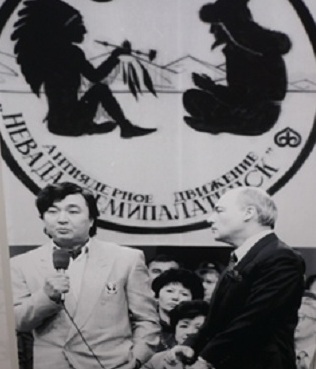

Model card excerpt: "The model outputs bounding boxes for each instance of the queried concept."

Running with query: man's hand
[164,345,195,366]
[44,272,70,302]
[192,73,215,91]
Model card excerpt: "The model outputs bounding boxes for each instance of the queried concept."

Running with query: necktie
[296,351,309,369]
[227,252,237,271]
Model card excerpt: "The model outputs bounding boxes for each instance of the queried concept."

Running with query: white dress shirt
[67,243,89,302]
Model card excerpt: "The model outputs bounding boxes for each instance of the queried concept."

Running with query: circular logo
[0,0,316,234]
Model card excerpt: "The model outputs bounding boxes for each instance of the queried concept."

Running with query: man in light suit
[10,182,160,369]
[170,187,305,369]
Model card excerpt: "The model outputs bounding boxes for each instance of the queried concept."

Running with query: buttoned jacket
[11,239,160,369]
[187,234,305,369]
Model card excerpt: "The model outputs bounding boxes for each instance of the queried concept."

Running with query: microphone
[52,249,70,302]
[53,248,70,271]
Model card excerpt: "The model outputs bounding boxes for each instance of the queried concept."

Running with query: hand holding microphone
[44,249,71,302]
[50,250,105,368]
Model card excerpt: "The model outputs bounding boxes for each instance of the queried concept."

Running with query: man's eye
[68,208,81,214]
[47,208,58,214]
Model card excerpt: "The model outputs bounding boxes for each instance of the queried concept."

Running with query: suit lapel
[37,243,56,276]
[63,291,77,318]
[65,240,112,342]
[235,233,278,272]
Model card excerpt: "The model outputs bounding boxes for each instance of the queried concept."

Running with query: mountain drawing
[288,79,316,92]
[0,50,316,93]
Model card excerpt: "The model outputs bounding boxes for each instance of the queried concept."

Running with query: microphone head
[53,249,70,270]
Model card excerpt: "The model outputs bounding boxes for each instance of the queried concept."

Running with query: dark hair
[36,182,99,236]
[195,261,221,277]
[169,300,209,331]
[148,254,181,268]
[152,268,204,300]
[306,274,316,291]
[196,267,219,279]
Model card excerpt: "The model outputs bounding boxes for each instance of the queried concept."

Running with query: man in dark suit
[169,186,305,369]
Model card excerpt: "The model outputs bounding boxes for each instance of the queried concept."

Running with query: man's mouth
[56,228,71,234]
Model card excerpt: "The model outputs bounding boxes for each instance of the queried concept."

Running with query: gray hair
[236,187,278,229]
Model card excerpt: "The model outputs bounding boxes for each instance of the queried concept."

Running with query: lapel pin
[106,282,118,294]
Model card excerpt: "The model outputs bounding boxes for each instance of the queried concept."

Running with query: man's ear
[244,205,256,222]
[43,227,52,238]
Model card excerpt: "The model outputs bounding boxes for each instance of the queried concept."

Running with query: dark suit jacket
[187,233,305,369]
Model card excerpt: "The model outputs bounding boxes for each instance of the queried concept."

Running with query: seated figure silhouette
[11,0,156,138]
[183,0,291,136]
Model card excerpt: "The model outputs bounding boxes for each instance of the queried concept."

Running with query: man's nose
[57,211,68,222]
[207,212,215,225]
[171,293,180,301]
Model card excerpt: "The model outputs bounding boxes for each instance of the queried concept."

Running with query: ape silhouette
[183,0,291,136]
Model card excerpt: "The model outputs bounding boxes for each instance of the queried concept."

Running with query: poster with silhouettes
[0,0,316,244]
[1,2,316,369]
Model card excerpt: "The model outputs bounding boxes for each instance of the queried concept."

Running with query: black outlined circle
[0,0,316,234]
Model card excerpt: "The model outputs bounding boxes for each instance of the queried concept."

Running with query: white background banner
[0,0,316,247]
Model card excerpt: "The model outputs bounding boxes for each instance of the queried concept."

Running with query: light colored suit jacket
[11,239,160,369]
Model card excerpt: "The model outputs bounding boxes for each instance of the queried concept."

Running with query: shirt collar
[52,239,91,259]
[234,230,274,263]
[297,345,316,360]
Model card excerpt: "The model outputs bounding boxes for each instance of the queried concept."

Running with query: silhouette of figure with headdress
[11,0,157,138]
[183,0,291,136]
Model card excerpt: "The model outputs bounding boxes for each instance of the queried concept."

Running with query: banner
[0,0,316,245]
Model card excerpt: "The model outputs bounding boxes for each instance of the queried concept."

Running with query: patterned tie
[227,252,237,271]
[296,351,309,369]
